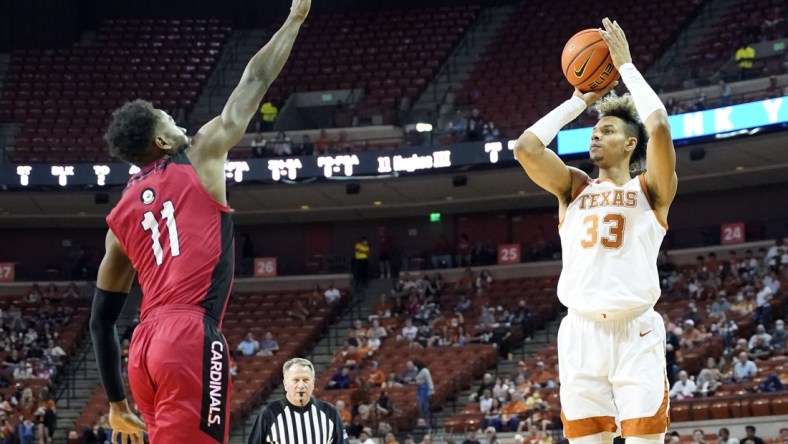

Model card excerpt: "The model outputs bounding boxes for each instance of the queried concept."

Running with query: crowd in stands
[0,282,89,443]
[660,239,787,396]
[312,265,546,438]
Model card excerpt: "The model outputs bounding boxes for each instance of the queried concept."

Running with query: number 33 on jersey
[557,175,667,314]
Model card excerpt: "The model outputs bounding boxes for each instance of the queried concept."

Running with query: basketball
[561,29,619,92]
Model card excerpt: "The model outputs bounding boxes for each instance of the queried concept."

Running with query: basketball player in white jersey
[513,18,676,444]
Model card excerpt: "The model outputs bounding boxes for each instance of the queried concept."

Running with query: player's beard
[175,137,192,154]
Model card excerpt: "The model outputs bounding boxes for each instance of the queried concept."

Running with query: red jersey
[106,153,234,326]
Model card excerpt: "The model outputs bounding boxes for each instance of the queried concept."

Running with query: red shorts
[128,305,232,444]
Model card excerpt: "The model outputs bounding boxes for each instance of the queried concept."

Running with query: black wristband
[89,288,129,402]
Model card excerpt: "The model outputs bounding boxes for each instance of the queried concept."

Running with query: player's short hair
[283,358,315,379]
[595,92,648,174]
[104,99,159,166]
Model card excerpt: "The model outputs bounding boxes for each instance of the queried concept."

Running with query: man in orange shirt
[366,361,386,387]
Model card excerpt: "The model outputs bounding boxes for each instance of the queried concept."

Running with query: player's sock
[569,431,616,444]
[626,433,666,444]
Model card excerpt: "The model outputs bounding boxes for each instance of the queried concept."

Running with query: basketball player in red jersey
[89,1,311,443]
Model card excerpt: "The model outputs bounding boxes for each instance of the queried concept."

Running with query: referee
[248,358,349,444]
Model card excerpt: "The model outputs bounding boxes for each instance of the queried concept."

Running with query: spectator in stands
[315,129,332,155]
[326,366,353,390]
[456,268,475,293]
[61,283,80,299]
[732,351,758,382]
[251,132,267,158]
[354,237,371,288]
[462,430,481,444]
[692,430,708,444]
[259,101,278,132]
[476,270,493,296]
[26,284,42,303]
[741,426,765,444]
[431,236,453,269]
[271,131,293,156]
[399,361,418,385]
[455,234,472,268]
[735,41,756,80]
[357,429,375,444]
[756,367,786,392]
[668,370,696,400]
[771,319,788,351]
[286,299,310,321]
[695,369,718,396]
[399,318,418,343]
[749,324,772,350]
[497,392,526,432]
[718,80,732,106]
[730,292,755,317]
[456,294,472,313]
[719,428,739,444]
[258,332,279,356]
[237,332,260,357]
[229,352,238,378]
[754,280,774,326]
[749,336,773,360]
[383,433,398,444]
[335,399,351,424]
[470,373,495,402]
[378,227,393,280]
[481,397,503,431]
[2,350,21,372]
[481,427,499,444]
[413,359,433,426]
[680,319,706,349]
[325,282,342,305]
[530,361,557,388]
[14,359,35,380]
[43,283,59,300]
[774,429,788,444]
[368,319,388,340]
[761,7,785,40]
[766,76,782,99]
[709,294,731,318]
[464,108,485,142]
[297,134,315,156]
[307,284,325,307]
[483,121,501,142]
[384,372,402,388]
[366,361,385,387]
[513,300,535,341]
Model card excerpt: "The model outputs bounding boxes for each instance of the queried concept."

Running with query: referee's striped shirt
[247,397,349,444]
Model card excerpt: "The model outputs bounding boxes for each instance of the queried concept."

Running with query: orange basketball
[561,29,619,93]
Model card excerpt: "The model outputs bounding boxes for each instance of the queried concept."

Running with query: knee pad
[569,432,617,444]
[627,434,665,444]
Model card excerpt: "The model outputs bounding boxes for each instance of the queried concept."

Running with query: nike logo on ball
[639,330,652,337]
[574,50,595,78]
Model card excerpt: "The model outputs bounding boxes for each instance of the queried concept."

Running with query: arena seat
[1,18,230,162]
[456,0,707,137]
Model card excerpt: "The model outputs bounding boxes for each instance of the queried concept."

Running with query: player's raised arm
[90,230,146,443]
[513,82,617,203]
[601,17,677,216]
[192,0,310,160]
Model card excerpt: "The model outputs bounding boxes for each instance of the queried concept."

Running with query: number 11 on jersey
[141,200,181,265]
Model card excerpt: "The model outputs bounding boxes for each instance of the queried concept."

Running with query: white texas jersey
[557,175,667,316]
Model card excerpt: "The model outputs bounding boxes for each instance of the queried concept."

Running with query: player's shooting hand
[109,401,147,444]
[290,0,311,22]
[599,18,632,68]
[573,80,619,107]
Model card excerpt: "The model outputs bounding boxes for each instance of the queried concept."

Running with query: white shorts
[558,308,669,439]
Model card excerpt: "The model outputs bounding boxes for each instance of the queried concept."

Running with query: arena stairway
[54,313,138,443]
[411,4,515,127]
[188,28,271,133]
[646,0,743,90]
